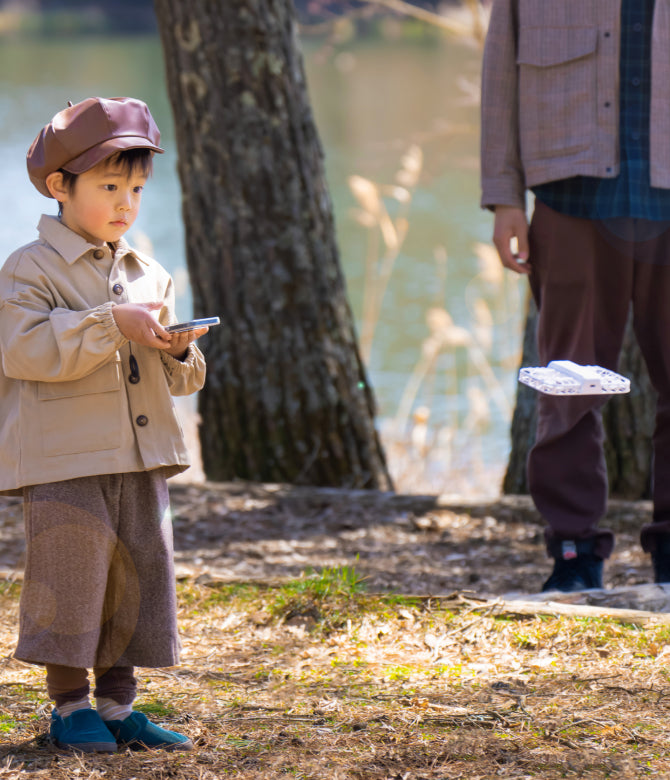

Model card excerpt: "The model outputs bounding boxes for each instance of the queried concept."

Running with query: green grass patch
[278,564,368,601]
[266,565,369,628]
[177,581,262,612]
[0,580,21,599]
[134,699,178,718]
[0,714,18,733]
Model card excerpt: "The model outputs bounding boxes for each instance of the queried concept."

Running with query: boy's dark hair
[57,147,154,217]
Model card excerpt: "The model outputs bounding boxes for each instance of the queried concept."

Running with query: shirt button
[632,77,641,86]
[112,283,124,295]
[604,101,611,108]
[632,131,641,141]
[604,31,611,38]
[633,23,643,32]
[136,415,148,427]
[93,249,104,260]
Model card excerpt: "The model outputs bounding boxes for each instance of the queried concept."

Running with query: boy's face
[58,159,147,246]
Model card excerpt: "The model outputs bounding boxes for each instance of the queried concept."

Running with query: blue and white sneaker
[104,711,193,751]
[50,709,117,753]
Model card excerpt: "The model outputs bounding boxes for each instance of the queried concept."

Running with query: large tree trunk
[504,291,655,499]
[501,293,538,495]
[154,0,392,489]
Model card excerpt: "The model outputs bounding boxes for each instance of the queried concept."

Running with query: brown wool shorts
[15,471,180,670]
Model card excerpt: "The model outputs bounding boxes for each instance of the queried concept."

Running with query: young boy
[0,97,208,752]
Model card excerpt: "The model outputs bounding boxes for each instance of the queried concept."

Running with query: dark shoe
[651,536,670,583]
[104,711,193,751]
[542,540,603,593]
[50,708,117,753]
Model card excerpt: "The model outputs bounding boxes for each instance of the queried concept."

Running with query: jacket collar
[37,214,149,266]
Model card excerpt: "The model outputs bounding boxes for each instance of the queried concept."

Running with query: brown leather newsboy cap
[27,96,164,198]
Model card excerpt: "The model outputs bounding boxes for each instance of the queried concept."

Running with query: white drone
[519,360,630,396]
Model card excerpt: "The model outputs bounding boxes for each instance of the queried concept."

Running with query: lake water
[0,33,523,495]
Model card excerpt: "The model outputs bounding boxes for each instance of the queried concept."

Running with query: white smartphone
[165,317,221,333]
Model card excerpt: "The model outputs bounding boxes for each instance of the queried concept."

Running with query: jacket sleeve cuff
[159,343,199,375]
[480,181,527,212]
[99,301,129,349]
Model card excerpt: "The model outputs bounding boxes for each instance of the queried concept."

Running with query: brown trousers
[46,663,136,708]
[528,201,670,559]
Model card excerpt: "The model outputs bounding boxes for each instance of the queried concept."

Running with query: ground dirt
[1,482,670,779]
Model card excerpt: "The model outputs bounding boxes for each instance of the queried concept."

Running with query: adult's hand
[492,206,530,275]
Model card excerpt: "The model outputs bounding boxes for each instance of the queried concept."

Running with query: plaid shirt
[532,0,670,219]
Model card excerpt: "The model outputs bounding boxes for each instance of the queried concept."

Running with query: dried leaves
[1,487,669,777]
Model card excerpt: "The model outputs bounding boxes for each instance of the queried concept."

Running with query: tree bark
[502,292,539,495]
[602,318,655,498]
[504,292,655,499]
[154,0,392,489]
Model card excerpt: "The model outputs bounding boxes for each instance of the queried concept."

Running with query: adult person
[480,0,670,591]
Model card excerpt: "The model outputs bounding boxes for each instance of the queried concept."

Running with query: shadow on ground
[0,482,655,596]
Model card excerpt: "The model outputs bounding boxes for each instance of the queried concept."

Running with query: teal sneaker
[50,709,117,753]
[104,711,194,751]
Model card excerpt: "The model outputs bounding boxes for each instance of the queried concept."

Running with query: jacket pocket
[517,26,598,159]
[37,359,122,456]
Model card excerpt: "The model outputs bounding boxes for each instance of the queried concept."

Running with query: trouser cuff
[545,529,614,560]
[640,521,670,553]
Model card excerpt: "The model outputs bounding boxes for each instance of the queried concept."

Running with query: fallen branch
[473,596,670,625]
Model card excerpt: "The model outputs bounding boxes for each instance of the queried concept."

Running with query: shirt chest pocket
[517,26,598,159]
[37,359,122,457]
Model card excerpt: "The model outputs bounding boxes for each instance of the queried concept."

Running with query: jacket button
[136,415,148,427]
[112,283,124,295]
[93,249,105,259]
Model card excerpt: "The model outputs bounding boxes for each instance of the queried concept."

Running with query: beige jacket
[480,0,670,209]
[0,215,206,494]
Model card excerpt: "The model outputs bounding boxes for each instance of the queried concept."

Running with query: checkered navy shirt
[532,0,670,220]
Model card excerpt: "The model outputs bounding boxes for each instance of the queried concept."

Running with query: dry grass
[2,575,670,779]
[347,135,525,500]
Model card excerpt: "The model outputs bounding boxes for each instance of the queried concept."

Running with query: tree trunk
[504,291,654,499]
[502,292,539,495]
[602,315,655,498]
[153,0,392,489]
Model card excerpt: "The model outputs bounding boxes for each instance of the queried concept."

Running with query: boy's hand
[493,206,530,275]
[112,302,209,357]
[164,327,209,360]
[112,302,171,348]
